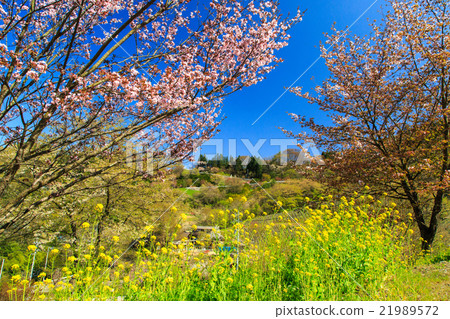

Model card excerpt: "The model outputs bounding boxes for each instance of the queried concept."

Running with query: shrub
[224,177,245,194]
[194,188,224,206]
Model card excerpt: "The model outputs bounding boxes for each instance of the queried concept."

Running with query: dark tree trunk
[419,225,436,251]
[402,180,442,251]
[420,189,444,251]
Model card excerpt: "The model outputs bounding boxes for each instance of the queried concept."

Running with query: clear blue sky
[200,0,386,159]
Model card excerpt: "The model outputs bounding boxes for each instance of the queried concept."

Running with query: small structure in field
[172,226,223,248]
[188,226,222,242]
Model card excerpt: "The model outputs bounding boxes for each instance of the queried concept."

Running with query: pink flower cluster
[0,0,301,159]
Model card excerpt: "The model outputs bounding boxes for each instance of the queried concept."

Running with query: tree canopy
[285,0,450,249]
[0,0,301,239]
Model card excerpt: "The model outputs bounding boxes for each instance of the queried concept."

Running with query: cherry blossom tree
[0,0,301,238]
[285,0,449,250]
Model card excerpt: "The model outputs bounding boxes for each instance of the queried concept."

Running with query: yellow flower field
[3,195,420,301]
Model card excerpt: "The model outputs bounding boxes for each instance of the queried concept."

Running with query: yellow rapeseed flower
[246,284,253,291]
[170,206,177,213]
[63,244,71,250]
[241,196,247,203]
[103,285,113,292]
[226,277,233,284]
[112,236,120,243]
[81,222,90,229]
[83,276,92,283]
[11,264,19,270]
[95,203,103,213]
[27,245,37,252]
[51,248,59,255]
[20,279,29,286]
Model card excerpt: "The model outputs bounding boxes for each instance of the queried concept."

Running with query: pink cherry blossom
[0,0,302,235]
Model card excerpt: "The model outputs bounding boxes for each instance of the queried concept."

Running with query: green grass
[383,259,449,301]
[179,188,200,196]
[2,194,431,301]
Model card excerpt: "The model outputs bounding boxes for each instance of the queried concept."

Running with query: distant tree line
[195,152,309,180]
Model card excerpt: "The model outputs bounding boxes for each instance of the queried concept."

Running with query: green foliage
[262,179,276,189]
[207,154,229,169]
[1,194,429,301]
[224,177,245,194]
[233,157,244,176]
[246,157,262,179]
[194,188,225,206]
[0,242,27,278]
